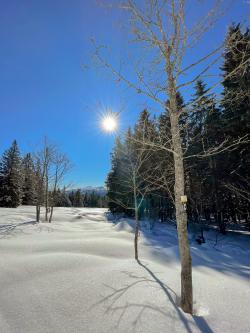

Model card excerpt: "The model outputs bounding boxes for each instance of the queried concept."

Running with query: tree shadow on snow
[137,221,250,280]
[190,231,250,280]
[91,259,214,333]
[0,220,38,239]
[137,260,214,333]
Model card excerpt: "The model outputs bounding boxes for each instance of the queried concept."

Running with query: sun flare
[101,113,118,133]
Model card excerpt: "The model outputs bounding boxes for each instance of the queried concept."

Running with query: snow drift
[0,206,249,333]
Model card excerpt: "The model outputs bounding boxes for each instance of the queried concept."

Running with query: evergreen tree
[106,136,131,215]
[106,110,161,218]
[134,110,160,215]
[74,189,84,207]
[0,140,23,207]
[134,109,156,141]
[220,24,250,226]
[221,24,250,137]
[157,111,175,218]
[22,153,37,205]
[187,81,219,221]
[68,191,75,206]
[55,188,72,207]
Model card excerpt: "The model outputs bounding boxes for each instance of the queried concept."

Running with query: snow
[0,206,249,333]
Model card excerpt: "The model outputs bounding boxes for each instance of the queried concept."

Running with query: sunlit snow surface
[0,206,249,333]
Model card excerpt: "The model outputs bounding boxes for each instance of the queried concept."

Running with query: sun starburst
[101,112,118,133]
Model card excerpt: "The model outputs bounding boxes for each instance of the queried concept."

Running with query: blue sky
[0,0,248,187]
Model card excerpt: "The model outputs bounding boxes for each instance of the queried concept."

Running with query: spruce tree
[221,24,250,137]
[187,81,219,222]
[158,111,175,218]
[68,191,75,206]
[74,189,84,207]
[106,137,130,215]
[58,187,72,207]
[186,80,227,230]
[0,140,23,208]
[220,24,250,225]
[22,153,37,205]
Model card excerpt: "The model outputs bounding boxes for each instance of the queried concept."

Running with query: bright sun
[101,113,118,133]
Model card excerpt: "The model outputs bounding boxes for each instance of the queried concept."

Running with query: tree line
[106,24,250,234]
[0,139,107,222]
[67,189,107,208]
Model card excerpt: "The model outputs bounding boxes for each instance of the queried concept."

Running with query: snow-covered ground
[0,206,249,333]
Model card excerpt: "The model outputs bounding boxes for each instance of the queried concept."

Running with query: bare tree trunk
[36,205,40,222]
[45,172,49,221]
[44,146,49,222]
[49,206,54,223]
[134,207,139,260]
[170,111,193,314]
[133,175,140,261]
[210,156,226,234]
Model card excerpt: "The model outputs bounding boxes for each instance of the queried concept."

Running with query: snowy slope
[0,206,249,333]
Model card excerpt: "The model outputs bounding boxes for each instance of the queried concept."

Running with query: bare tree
[94,0,249,313]
[33,138,71,223]
[34,138,56,222]
[34,157,44,222]
[48,152,71,223]
[107,131,160,260]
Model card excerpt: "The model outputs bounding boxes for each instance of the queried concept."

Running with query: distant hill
[68,186,107,196]
[81,186,107,196]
